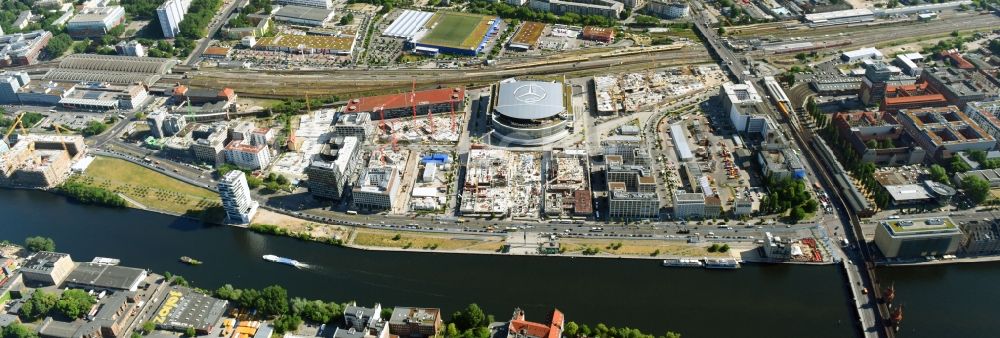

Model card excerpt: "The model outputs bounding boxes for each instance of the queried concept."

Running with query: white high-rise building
[218,171,259,225]
[157,0,191,38]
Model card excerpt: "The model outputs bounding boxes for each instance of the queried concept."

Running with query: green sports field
[418,12,494,50]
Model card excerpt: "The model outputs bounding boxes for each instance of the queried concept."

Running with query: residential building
[0,30,52,67]
[874,217,963,259]
[20,251,74,286]
[276,0,333,8]
[67,6,126,38]
[114,40,146,57]
[953,168,1000,188]
[528,0,624,18]
[157,0,191,38]
[306,136,359,200]
[147,109,167,138]
[388,307,442,338]
[14,11,35,30]
[960,220,1000,256]
[218,170,259,224]
[504,308,563,338]
[896,106,996,161]
[224,140,271,170]
[163,114,187,136]
[645,0,689,19]
[732,197,753,216]
[353,166,401,210]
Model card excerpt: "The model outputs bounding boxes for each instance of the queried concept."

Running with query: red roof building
[581,26,614,43]
[940,50,974,70]
[345,87,466,120]
[506,309,564,338]
[883,81,948,112]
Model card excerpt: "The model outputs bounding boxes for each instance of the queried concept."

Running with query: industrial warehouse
[382,10,500,56]
[344,87,465,119]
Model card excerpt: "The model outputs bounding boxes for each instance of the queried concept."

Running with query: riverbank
[876,255,1000,267]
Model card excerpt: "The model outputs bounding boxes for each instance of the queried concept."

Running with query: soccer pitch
[419,12,494,50]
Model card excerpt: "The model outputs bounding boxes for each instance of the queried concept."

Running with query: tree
[55,289,97,319]
[803,199,818,213]
[719,244,730,253]
[452,303,486,331]
[20,290,58,320]
[929,165,949,184]
[238,288,262,310]
[260,285,290,317]
[215,284,242,301]
[272,315,302,334]
[246,175,263,189]
[950,156,971,173]
[184,327,197,337]
[82,120,109,136]
[961,175,990,205]
[24,236,55,252]
[141,321,156,334]
[664,332,681,338]
[579,324,592,337]
[2,323,38,338]
[171,275,189,286]
[789,207,806,222]
[564,321,579,337]
[445,323,459,338]
[717,26,725,35]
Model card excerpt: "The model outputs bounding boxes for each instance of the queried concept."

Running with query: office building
[762,232,793,260]
[20,251,74,286]
[115,40,146,57]
[218,170,259,224]
[897,106,996,161]
[0,30,52,67]
[757,148,805,180]
[860,61,892,106]
[874,217,963,259]
[923,66,997,108]
[720,82,770,137]
[224,140,271,170]
[732,197,753,216]
[276,0,333,8]
[190,124,228,167]
[353,166,401,211]
[960,220,1000,256]
[333,112,374,142]
[147,109,167,138]
[840,47,883,63]
[388,307,442,338]
[157,0,191,38]
[306,136,359,200]
[67,6,125,38]
[831,111,925,166]
[672,191,705,220]
[344,303,382,330]
[490,79,570,146]
[345,87,465,119]
[163,114,187,136]
[965,100,1000,142]
[0,71,31,104]
[604,143,659,219]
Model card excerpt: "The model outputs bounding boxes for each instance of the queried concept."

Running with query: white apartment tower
[218,171,259,225]
[157,0,191,38]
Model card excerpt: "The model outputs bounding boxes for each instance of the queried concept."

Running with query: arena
[490,79,571,146]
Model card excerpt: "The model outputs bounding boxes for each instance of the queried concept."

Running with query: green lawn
[75,157,222,219]
[419,13,487,49]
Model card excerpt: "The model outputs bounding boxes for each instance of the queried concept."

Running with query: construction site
[409,152,455,213]
[592,65,726,115]
[544,149,592,220]
[0,113,88,188]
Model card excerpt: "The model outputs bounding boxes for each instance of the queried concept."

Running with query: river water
[1,189,874,337]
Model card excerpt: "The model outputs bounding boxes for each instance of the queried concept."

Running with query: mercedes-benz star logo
[513,84,547,104]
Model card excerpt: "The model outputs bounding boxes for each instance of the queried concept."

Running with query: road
[691,6,887,338]
[185,0,243,66]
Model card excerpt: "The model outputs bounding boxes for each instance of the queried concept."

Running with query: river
[0,189,868,337]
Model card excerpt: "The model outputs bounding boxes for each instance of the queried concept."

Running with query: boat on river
[263,254,306,268]
[662,258,705,268]
[704,258,741,269]
[180,256,202,265]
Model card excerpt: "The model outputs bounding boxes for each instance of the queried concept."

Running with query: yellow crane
[51,124,71,154]
[3,112,30,146]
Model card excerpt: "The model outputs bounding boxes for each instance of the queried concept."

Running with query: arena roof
[345,87,465,113]
[382,10,435,39]
[58,54,176,74]
[494,80,565,120]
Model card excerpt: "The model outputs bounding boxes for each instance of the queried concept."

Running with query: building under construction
[305,136,360,200]
[544,149,592,219]
[344,87,465,120]
[0,134,86,188]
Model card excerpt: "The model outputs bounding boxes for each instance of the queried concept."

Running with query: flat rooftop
[345,87,464,113]
[256,34,354,51]
[882,217,958,235]
[64,262,146,290]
